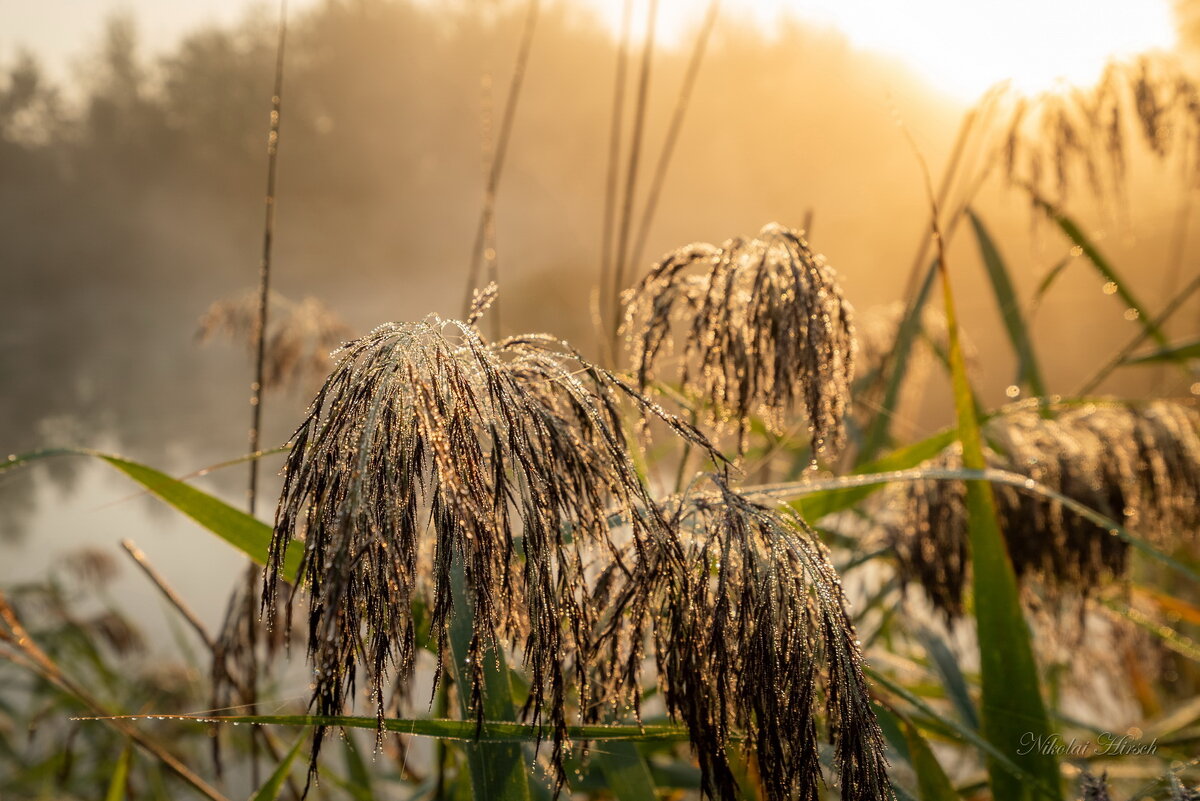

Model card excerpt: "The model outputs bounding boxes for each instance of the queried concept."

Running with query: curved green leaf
[968,209,1047,398]
[1124,338,1200,365]
[595,742,658,801]
[1027,190,1168,348]
[903,718,961,801]
[105,744,133,801]
[2,449,301,582]
[248,735,305,801]
[936,227,1060,801]
[78,714,694,743]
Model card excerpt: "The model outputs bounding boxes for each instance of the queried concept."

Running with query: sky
[0,0,1179,101]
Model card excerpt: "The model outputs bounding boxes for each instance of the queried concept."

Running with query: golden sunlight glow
[585,0,1178,101]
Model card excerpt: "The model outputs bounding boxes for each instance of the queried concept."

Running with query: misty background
[2,0,1197,633]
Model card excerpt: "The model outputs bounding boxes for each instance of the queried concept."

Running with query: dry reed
[883,401,1200,617]
[622,223,856,458]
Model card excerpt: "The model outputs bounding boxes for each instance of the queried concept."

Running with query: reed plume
[262,286,890,798]
[883,401,1200,617]
[622,223,856,458]
[198,290,351,392]
[591,477,891,801]
[261,305,718,784]
[1002,54,1200,203]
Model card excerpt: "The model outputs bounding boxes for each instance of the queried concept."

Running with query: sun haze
[583,0,1178,100]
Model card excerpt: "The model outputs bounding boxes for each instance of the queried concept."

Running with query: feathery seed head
[884,401,1200,618]
[622,223,856,458]
[592,477,891,801]
[262,312,718,788]
[198,290,352,391]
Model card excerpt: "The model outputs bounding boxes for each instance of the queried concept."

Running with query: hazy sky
[1,0,1178,100]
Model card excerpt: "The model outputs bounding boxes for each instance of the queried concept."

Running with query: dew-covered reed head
[262,310,722,786]
[1002,54,1200,203]
[198,290,352,391]
[883,401,1200,618]
[590,477,891,801]
[622,223,856,458]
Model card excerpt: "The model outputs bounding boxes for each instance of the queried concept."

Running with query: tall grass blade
[609,0,658,347]
[933,215,1061,801]
[1028,191,1168,348]
[248,735,305,801]
[901,718,960,801]
[917,629,979,732]
[859,262,938,461]
[1124,338,1200,365]
[79,715,694,742]
[595,742,659,801]
[967,209,1047,399]
[448,558,532,801]
[626,0,719,275]
[105,744,133,801]
[461,0,540,327]
[1,449,301,581]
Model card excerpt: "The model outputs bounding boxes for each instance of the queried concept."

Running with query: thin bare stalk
[249,0,288,516]
[121,540,303,800]
[627,0,719,278]
[121,540,214,650]
[238,2,287,783]
[598,0,634,363]
[0,593,230,801]
[609,0,659,355]
[460,0,540,327]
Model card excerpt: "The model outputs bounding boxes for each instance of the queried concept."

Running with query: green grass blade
[1102,601,1200,663]
[341,734,375,801]
[917,629,979,732]
[967,209,1047,398]
[867,667,1047,793]
[746,464,1200,586]
[248,735,305,801]
[794,427,957,520]
[78,714,694,742]
[903,718,961,801]
[449,558,532,801]
[1029,191,1168,348]
[105,744,133,801]
[1032,256,1074,309]
[936,236,1061,801]
[859,261,939,461]
[1123,338,1200,365]
[595,742,659,801]
[2,448,302,582]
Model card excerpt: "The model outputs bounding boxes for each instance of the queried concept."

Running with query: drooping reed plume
[591,477,891,801]
[622,223,856,457]
[260,297,716,783]
[1002,54,1200,203]
[883,401,1200,617]
[197,290,351,392]
[262,281,890,797]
